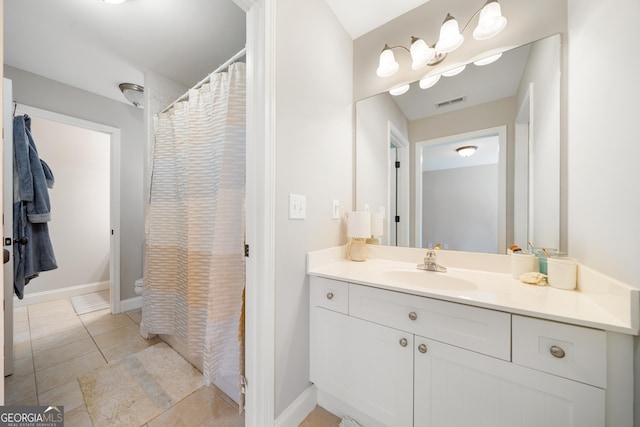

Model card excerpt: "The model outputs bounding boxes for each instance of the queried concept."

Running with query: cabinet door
[414,337,605,427]
[311,307,413,427]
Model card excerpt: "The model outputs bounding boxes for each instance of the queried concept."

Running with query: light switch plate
[289,194,306,219]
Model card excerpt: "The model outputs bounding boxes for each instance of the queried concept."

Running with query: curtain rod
[160,46,246,114]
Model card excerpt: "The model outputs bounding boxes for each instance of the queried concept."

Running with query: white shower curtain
[142,63,246,391]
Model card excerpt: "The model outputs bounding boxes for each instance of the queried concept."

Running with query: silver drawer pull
[550,345,566,359]
[408,311,418,321]
[399,338,408,347]
[418,344,428,354]
[326,292,334,300]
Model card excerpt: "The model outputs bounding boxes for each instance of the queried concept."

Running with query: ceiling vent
[436,96,466,108]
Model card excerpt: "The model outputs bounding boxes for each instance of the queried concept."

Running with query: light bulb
[442,65,466,77]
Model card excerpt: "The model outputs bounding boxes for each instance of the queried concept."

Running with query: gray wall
[5,65,145,301]
[423,164,499,253]
[274,0,353,417]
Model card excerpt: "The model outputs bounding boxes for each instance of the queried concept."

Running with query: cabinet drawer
[349,284,511,360]
[310,277,349,314]
[512,315,606,388]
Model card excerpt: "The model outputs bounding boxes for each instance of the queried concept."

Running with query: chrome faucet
[417,248,447,272]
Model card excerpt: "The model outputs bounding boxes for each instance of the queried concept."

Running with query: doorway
[414,126,507,253]
[3,104,121,375]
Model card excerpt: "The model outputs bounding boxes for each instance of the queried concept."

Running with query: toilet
[135,278,144,295]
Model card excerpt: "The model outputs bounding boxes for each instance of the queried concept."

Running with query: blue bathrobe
[13,115,58,299]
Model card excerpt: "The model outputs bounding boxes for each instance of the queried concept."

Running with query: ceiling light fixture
[119,83,144,108]
[375,0,507,78]
[456,145,478,157]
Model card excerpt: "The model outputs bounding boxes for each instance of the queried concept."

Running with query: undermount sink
[380,269,477,291]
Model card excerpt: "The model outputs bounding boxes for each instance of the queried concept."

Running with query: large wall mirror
[355,33,562,254]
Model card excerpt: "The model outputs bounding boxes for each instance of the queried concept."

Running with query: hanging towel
[12,114,58,299]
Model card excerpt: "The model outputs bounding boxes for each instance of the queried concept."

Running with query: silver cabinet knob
[418,344,428,354]
[408,311,418,321]
[550,345,566,359]
[326,292,334,300]
[399,338,408,347]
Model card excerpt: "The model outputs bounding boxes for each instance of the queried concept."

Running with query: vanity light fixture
[456,145,478,157]
[473,52,503,66]
[389,84,411,96]
[375,0,507,78]
[441,64,466,77]
[419,74,441,89]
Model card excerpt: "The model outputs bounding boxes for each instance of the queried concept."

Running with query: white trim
[244,0,276,425]
[13,105,122,314]
[119,295,143,312]
[274,385,318,427]
[414,126,507,252]
[13,281,109,308]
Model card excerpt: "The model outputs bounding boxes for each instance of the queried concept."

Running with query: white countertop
[307,246,640,335]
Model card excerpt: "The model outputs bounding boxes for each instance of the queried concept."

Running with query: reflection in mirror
[416,126,506,253]
[355,34,561,253]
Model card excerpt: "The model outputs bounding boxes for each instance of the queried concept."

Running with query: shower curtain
[141,63,246,396]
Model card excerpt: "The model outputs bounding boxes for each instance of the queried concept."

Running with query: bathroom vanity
[308,246,639,427]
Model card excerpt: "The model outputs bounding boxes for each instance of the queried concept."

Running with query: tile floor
[4,296,340,426]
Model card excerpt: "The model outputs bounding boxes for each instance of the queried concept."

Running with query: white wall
[23,117,110,293]
[5,66,145,301]
[566,0,639,287]
[566,0,640,422]
[274,0,353,417]
[423,164,498,253]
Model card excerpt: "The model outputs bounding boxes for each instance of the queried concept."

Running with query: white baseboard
[275,385,317,427]
[13,281,109,308]
[119,296,143,312]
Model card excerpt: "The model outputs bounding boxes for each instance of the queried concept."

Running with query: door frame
[12,105,121,313]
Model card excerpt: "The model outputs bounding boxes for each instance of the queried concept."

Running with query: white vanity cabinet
[414,337,604,427]
[310,276,608,427]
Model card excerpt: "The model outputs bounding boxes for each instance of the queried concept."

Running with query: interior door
[3,78,13,377]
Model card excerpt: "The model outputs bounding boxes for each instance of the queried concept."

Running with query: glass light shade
[442,65,466,77]
[419,74,441,89]
[389,84,410,96]
[473,52,503,66]
[410,37,436,70]
[119,83,144,108]
[376,46,399,78]
[473,0,507,40]
[435,14,464,54]
[456,145,478,157]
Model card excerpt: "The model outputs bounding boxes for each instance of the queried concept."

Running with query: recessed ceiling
[4,0,246,105]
